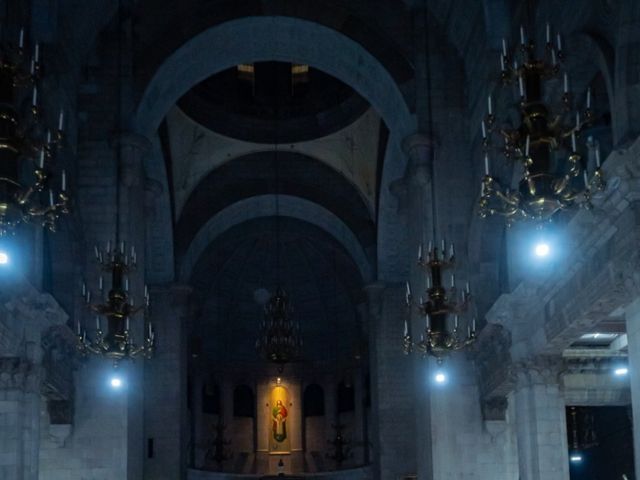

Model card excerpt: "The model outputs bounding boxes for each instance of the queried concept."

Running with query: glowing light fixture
[0,251,8,265]
[434,371,447,384]
[614,367,629,376]
[534,242,550,257]
[570,454,583,463]
[110,375,123,389]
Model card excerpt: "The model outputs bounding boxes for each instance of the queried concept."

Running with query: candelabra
[403,242,476,363]
[479,24,605,225]
[326,423,353,467]
[76,241,155,365]
[256,287,302,370]
[0,28,69,236]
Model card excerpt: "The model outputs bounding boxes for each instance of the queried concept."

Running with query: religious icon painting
[269,385,291,454]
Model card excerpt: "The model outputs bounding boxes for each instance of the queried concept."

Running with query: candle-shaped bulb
[484,153,490,176]
[586,88,592,109]
[418,243,423,261]
[487,95,493,115]
[61,170,67,191]
[106,240,111,253]
[426,314,431,331]
[595,148,601,168]
[501,38,507,57]
[583,170,589,188]
[551,48,557,66]
[454,315,459,329]
[120,241,125,254]
[518,75,525,98]
[95,315,100,331]
[58,110,64,131]
[472,317,477,334]
[449,242,454,259]
[125,277,129,292]
[32,86,37,107]
[441,239,445,253]
[564,73,569,94]
[556,33,562,52]
[405,281,412,305]
[126,317,130,332]
[451,273,455,288]
[520,26,525,45]
[49,189,54,206]
[466,281,471,295]
[81,281,86,296]
[94,245,100,260]
[404,319,409,337]
[76,319,81,335]
[39,149,45,168]
[481,120,487,139]
[34,43,40,63]
[19,28,24,49]
[500,53,505,72]
[99,275,103,291]
[525,135,531,157]
[546,22,551,44]
[576,111,581,129]
[571,131,577,153]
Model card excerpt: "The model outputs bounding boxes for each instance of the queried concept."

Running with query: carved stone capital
[482,396,509,421]
[0,357,41,393]
[513,355,563,388]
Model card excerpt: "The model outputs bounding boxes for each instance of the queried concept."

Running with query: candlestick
[551,48,557,66]
[454,315,459,329]
[418,243,423,260]
[564,73,569,93]
[32,86,37,107]
[557,33,562,52]
[82,282,86,296]
[95,315,100,331]
[500,54,505,71]
[451,273,455,288]
[426,314,431,331]
[39,149,44,168]
[583,171,589,188]
[441,239,445,253]
[99,276,103,291]
[404,319,409,336]
[34,43,39,63]
[586,88,591,109]
[76,319,81,335]
[576,111,580,129]
[120,241,125,254]
[481,120,487,139]
[465,282,470,294]
[501,38,507,57]
[520,26,525,45]
[58,110,64,131]
[405,281,412,305]
[595,148,601,168]
[61,170,67,191]
[449,243,454,259]
[126,317,130,332]
[472,318,476,333]
[487,95,493,115]
[49,189,54,206]
[571,132,576,153]
[19,28,24,49]
[484,153,490,176]
[525,135,530,157]
[94,245,100,259]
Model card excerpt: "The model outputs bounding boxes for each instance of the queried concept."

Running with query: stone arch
[179,195,374,285]
[134,16,415,282]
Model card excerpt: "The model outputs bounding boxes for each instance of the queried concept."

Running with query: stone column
[625,298,640,480]
[324,375,337,445]
[191,373,204,468]
[365,283,416,480]
[143,284,191,480]
[513,358,569,480]
[352,368,365,465]
[0,276,68,480]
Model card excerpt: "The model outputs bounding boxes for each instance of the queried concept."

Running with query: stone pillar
[625,298,640,480]
[513,358,569,480]
[144,284,191,480]
[365,283,416,480]
[191,373,204,468]
[324,375,337,444]
[353,368,365,465]
[0,276,68,480]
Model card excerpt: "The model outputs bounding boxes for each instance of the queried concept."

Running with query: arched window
[337,381,355,413]
[233,385,254,418]
[202,382,220,415]
[303,384,325,417]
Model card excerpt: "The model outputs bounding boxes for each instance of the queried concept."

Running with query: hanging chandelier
[76,241,154,365]
[0,28,69,237]
[479,24,605,225]
[404,242,476,363]
[256,287,302,369]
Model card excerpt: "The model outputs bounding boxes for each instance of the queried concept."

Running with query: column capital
[110,131,152,152]
[401,133,437,157]
[513,355,563,388]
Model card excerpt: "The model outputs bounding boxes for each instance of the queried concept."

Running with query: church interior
[0,0,639,479]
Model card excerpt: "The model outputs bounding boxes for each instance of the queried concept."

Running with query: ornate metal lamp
[256,287,302,370]
[479,24,605,225]
[0,29,69,236]
[76,242,154,366]
[404,242,476,363]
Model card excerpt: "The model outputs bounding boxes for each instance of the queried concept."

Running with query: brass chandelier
[0,28,69,237]
[479,24,605,225]
[404,242,476,363]
[256,287,302,369]
[77,242,155,365]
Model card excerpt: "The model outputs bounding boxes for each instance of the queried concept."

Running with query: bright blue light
[570,454,583,463]
[534,242,550,257]
[614,367,629,377]
[0,251,9,265]
[434,371,447,384]
[110,375,123,389]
